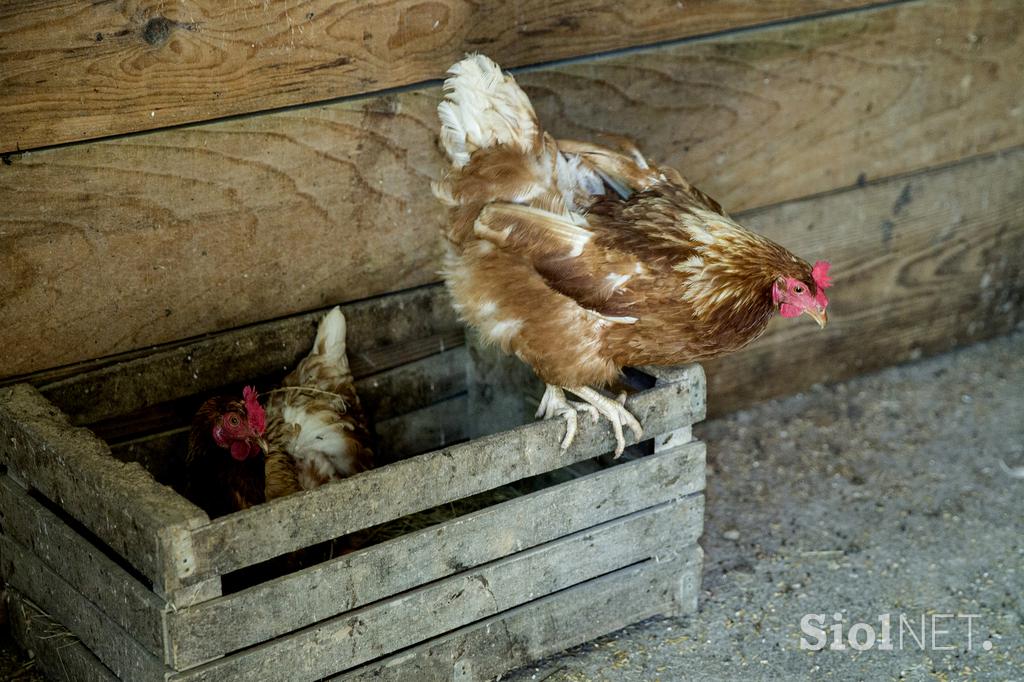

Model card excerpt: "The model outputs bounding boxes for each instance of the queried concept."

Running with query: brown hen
[185,306,373,519]
[433,55,832,455]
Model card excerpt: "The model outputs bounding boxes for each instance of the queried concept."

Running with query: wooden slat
[172,496,696,680]
[87,345,467,447]
[0,535,168,682]
[704,146,1024,415]
[465,329,546,438]
[6,588,120,682]
[188,368,705,579]
[0,476,166,659]
[106,428,190,491]
[334,546,702,682]
[14,284,457,388]
[0,1,892,152]
[166,442,704,669]
[374,394,467,460]
[105,392,470,485]
[0,384,209,594]
[3,0,1022,378]
[354,346,466,422]
[31,284,460,426]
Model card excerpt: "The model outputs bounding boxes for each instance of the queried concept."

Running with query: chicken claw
[567,386,644,458]
[537,384,600,450]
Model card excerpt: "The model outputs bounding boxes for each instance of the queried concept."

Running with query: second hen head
[189,386,268,464]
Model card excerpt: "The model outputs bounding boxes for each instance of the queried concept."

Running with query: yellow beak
[805,308,828,329]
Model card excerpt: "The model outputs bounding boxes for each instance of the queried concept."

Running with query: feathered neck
[678,212,805,320]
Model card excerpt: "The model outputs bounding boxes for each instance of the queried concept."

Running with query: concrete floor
[505,331,1023,682]
[2,332,1022,681]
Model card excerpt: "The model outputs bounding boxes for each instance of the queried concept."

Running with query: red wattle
[230,441,254,461]
[779,303,801,318]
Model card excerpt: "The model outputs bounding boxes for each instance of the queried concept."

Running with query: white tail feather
[438,54,539,167]
[313,307,349,371]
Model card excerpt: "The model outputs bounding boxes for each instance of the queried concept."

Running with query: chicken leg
[538,384,644,457]
[537,385,599,451]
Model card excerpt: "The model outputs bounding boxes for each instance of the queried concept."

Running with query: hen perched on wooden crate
[185,306,373,518]
[433,54,833,455]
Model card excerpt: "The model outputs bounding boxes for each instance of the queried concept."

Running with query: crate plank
[106,427,189,485]
[30,285,460,426]
[3,0,1022,379]
[87,344,468,447]
[0,535,168,682]
[166,441,704,668]
[703,146,1024,415]
[0,384,208,594]
[6,588,119,682]
[172,495,697,681]
[105,391,469,484]
[0,476,166,658]
[187,370,704,579]
[466,328,546,438]
[334,545,702,681]
[374,394,468,460]
[351,346,466,422]
[0,0,890,151]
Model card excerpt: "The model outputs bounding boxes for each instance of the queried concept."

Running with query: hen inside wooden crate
[29,284,705,594]
[1,274,705,681]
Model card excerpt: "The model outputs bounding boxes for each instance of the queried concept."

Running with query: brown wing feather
[263,438,301,501]
[470,188,715,320]
[557,138,725,215]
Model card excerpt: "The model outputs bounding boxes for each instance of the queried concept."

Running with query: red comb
[242,386,266,435]
[812,261,832,307]
[812,261,832,289]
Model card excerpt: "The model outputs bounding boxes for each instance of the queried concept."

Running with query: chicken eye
[226,414,241,428]
[793,285,805,294]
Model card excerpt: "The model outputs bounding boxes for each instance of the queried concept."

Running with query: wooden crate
[0,286,706,682]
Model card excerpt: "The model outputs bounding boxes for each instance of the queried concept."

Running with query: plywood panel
[0,0,890,152]
[2,0,1021,377]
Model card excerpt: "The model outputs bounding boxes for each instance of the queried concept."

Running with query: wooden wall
[1,0,1022,415]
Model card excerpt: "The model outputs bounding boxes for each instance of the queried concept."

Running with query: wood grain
[166,443,703,668]
[333,547,701,681]
[174,499,695,680]
[0,95,449,377]
[1,0,1021,379]
[703,147,1024,415]
[0,384,208,593]
[0,535,168,682]
[0,476,166,658]
[6,588,120,682]
[373,393,467,459]
[0,0,891,152]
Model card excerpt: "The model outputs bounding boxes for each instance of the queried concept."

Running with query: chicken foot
[538,384,644,457]
[537,385,600,451]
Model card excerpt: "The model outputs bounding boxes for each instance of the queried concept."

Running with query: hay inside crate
[0,285,706,682]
